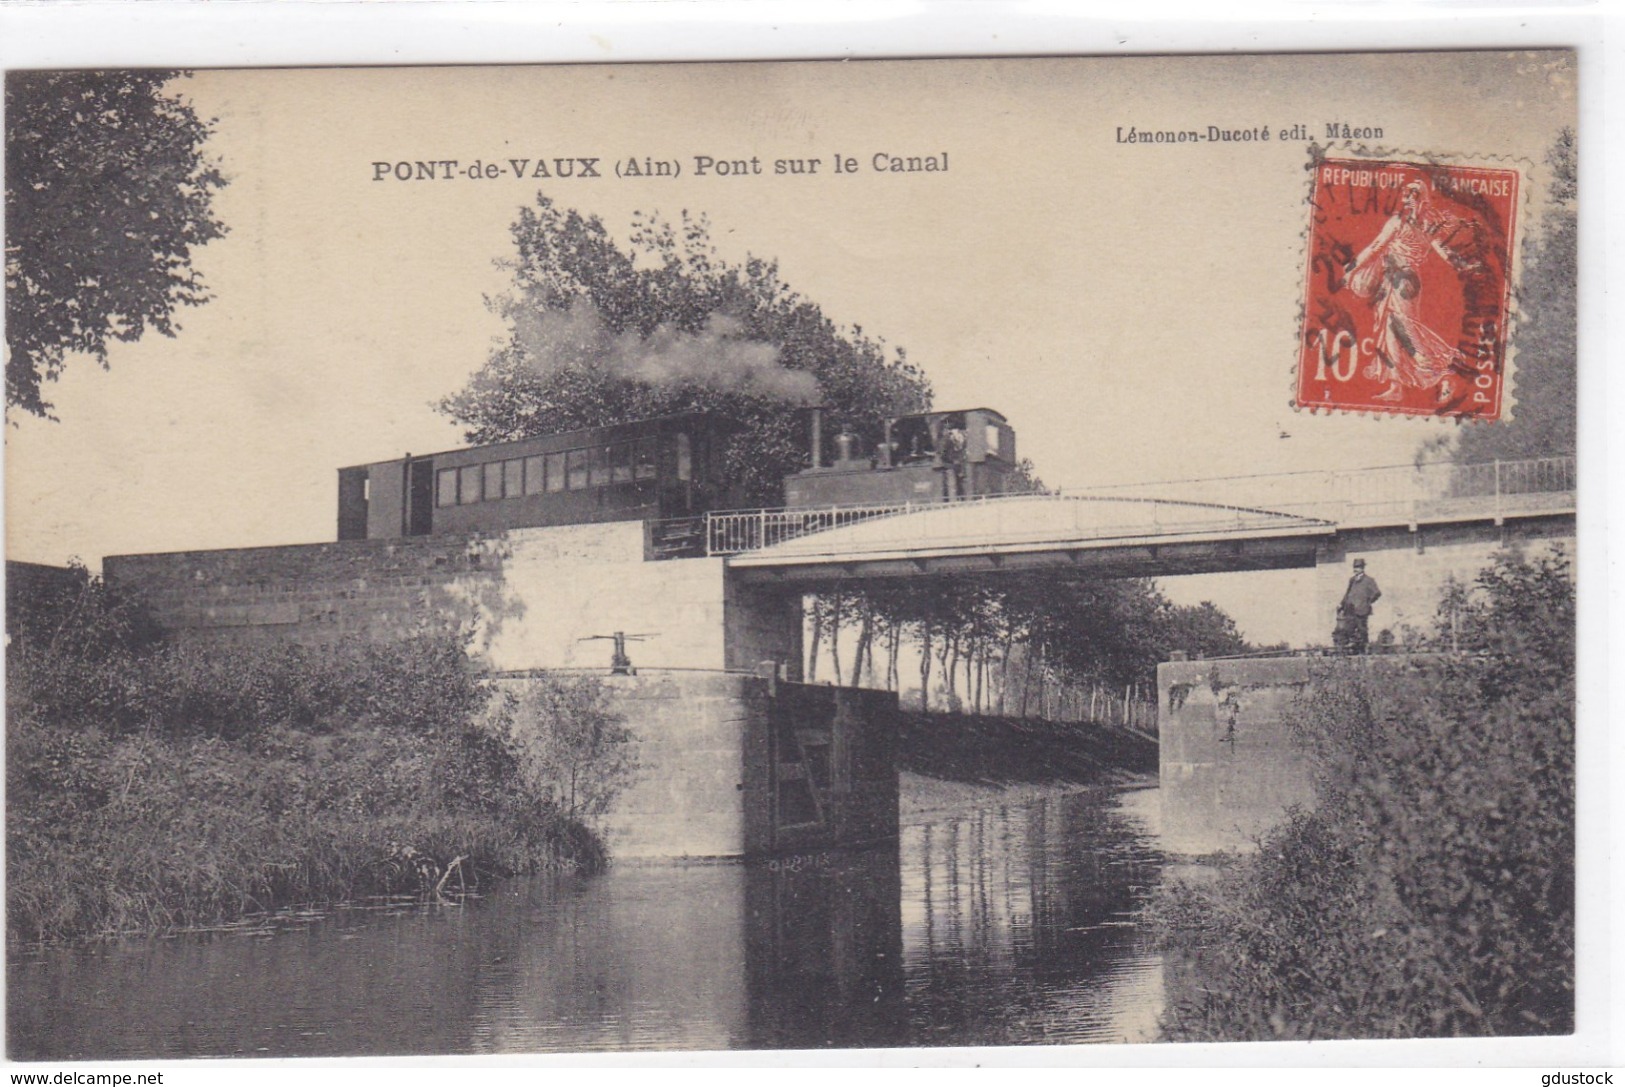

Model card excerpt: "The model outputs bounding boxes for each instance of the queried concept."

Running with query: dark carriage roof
[890,408,1008,424]
[340,410,718,471]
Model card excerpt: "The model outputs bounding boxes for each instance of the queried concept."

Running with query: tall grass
[1154,548,1575,1040]
[6,568,611,944]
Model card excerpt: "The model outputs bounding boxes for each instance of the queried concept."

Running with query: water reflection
[467,865,751,1053]
[899,789,1165,1046]
[738,848,905,1049]
[7,786,1164,1058]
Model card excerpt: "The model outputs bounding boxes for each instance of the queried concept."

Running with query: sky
[3,52,1577,644]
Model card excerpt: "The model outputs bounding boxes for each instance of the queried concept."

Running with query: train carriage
[337,407,1017,544]
[337,412,734,541]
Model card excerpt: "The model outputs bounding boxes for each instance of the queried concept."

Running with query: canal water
[7,785,1166,1058]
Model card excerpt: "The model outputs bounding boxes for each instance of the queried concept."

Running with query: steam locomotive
[337,406,1017,543]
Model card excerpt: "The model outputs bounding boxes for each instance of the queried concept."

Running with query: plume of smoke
[510,297,821,405]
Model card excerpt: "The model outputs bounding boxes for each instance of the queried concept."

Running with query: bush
[5,559,160,657]
[9,634,490,741]
[5,585,615,943]
[1156,548,1574,1040]
[501,676,637,820]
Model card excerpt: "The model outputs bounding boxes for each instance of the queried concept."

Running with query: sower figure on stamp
[1340,180,1481,405]
[1335,558,1382,654]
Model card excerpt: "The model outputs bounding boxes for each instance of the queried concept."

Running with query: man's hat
[1353,559,1366,568]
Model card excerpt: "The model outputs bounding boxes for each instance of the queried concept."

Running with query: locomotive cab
[784,407,1017,509]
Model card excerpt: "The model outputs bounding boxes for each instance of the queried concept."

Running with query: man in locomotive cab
[875,426,899,469]
[778,406,1018,511]
[890,415,934,465]
[939,412,968,499]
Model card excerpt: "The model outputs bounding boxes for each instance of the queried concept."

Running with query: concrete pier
[494,670,899,860]
[1157,656,1317,856]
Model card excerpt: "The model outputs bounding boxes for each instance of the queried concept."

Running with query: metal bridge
[708,457,1576,582]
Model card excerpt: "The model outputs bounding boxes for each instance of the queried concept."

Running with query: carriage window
[588,445,611,487]
[503,458,524,498]
[610,442,633,483]
[458,465,482,504]
[634,438,658,480]
[523,455,546,496]
[675,432,692,482]
[483,462,504,501]
[546,451,567,492]
[566,448,589,490]
[986,424,1003,458]
[436,468,458,508]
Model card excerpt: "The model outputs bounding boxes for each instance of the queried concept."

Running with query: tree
[814,571,1251,718]
[439,195,931,505]
[1445,129,1575,463]
[5,70,227,420]
[1157,599,1250,661]
[506,675,637,820]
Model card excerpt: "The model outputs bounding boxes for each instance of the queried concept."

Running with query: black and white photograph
[1,10,1610,1071]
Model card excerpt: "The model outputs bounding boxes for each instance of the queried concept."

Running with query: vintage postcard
[3,46,1587,1065]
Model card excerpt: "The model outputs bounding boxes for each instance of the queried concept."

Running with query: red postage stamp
[1297,156,1520,420]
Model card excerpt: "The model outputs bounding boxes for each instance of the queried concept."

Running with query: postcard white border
[0,0,1617,1076]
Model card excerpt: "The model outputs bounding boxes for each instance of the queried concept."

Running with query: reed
[5,583,609,944]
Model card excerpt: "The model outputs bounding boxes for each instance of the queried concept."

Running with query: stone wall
[5,560,83,637]
[724,579,805,678]
[103,522,793,674]
[1312,517,1573,646]
[497,670,771,860]
[497,671,899,860]
[100,523,887,861]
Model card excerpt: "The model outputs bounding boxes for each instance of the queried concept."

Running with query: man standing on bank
[1337,558,1383,654]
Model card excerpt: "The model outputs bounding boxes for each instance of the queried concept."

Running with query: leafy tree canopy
[439,195,932,505]
[859,571,1250,693]
[5,70,228,420]
[1021,578,1250,686]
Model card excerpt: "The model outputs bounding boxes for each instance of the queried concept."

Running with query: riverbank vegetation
[6,566,611,945]
[1154,548,1574,1040]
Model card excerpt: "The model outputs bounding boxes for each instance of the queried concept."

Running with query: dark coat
[1340,573,1382,617]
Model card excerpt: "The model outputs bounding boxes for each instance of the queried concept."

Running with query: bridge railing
[703,456,1574,557]
[707,503,916,554]
[1060,456,1575,530]
[705,490,1317,558]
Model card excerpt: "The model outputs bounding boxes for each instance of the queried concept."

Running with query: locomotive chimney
[400,453,413,537]
[809,407,824,469]
[835,428,857,464]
